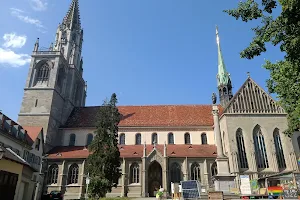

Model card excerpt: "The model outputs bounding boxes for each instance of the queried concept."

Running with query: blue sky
[0,0,283,121]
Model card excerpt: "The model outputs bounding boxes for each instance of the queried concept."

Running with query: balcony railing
[33,51,61,56]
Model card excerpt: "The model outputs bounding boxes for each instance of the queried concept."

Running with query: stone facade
[18,2,86,148]
[219,78,299,187]
[16,1,300,199]
[45,146,217,199]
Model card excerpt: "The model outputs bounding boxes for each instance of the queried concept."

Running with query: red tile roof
[62,105,223,128]
[46,144,217,159]
[23,126,43,142]
[0,112,31,146]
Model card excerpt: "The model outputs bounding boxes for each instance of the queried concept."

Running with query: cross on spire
[216,25,220,45]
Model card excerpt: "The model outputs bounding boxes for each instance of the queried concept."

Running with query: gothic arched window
[130,162,139,183]
[68,164,79,184]
[184,132,191,144]
[36,63,50,84]
[211,162,217,176]
[69,134,76,146]
[170,162,181,183]
[86,133,93,146]
[201,133,207,144]
[191,163,201,181]
[152,133,158,144]
[253,125,269,169]
[236,128,249,169]
[119,133,125,145]
[135,133,141,145]
[47,164,58,184]
[273,129,286,169]
[168,132,174,144]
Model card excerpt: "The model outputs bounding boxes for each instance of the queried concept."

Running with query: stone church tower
[216,27,233,107]
[18,0,86,148]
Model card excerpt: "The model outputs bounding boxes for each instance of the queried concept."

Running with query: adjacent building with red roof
[0,112,45,200]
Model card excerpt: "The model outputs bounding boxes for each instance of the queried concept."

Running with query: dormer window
[4,121,11,133]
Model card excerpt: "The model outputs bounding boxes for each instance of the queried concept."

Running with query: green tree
[224,0,300,135]
[86,93,122,198]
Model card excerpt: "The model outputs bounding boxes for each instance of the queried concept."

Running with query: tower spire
[54,0,84,70]
[215,26,233,107]
[63,0,81,30]
[216,26,230,87]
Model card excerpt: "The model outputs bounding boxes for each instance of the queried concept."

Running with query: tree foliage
[224,0,300,135]
[86,93,122,198]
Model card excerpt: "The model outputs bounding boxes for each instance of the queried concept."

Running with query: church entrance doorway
[148,161,162,197]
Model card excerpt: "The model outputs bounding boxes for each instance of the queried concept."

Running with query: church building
[17,1,300,199]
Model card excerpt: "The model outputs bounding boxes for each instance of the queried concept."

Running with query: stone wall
[45,156,215,198]
[219,113,299,188]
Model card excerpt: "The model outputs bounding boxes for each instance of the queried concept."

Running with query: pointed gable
[223,77,285,114]
[23,126,43,143]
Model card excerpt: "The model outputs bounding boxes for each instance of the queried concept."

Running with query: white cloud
[10,8,25,13]
[0,48,31,67]
[10,7,46,31]
[0,33,30,67]
[3,33,27,48]
[30,0,48,11]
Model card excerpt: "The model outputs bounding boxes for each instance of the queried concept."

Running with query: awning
[257,171,294,181]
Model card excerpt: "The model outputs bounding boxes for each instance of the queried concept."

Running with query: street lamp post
[85,173,90,200]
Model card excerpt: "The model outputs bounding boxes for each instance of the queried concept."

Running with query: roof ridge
[23,125,43,128]
[77,104,217,108]
[118,104,213,107]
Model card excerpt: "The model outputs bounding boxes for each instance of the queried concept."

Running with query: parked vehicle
[49,190,63,200]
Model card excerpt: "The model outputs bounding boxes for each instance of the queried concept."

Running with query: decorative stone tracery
[224,78,285,114]
[147,149,163,166]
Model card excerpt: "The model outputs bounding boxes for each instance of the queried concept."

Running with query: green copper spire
[216,26,230,86]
